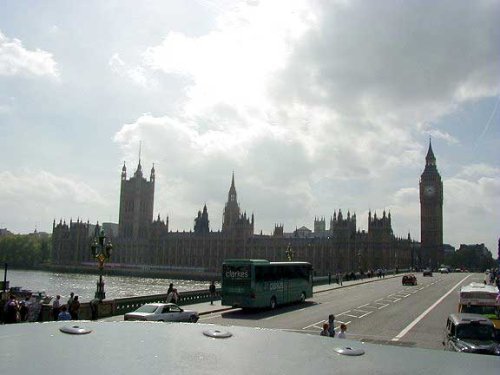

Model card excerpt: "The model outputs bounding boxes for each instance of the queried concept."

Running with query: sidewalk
[100,273,402,321]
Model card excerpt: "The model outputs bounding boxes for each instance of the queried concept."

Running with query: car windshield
[135,305,159,313]
[456,324,493,341]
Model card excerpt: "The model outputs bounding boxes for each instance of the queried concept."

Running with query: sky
[0,0,499,256]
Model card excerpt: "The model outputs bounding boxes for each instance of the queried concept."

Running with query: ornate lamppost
[285,243,295,261]
[90,229,113,301]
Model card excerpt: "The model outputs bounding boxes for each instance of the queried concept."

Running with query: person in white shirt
[338,323,347,339]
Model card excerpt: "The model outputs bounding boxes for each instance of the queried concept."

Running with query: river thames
[5,269,213,302]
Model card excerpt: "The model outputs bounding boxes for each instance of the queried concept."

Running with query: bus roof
[223,259,270,265]
[460,282,498,294]
[223,259,311,266]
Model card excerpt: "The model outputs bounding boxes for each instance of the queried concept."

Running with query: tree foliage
[0,235,52,267]
[444,244,496,271]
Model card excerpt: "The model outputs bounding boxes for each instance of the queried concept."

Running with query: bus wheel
[270,297,277,310]
[300,292,306,303]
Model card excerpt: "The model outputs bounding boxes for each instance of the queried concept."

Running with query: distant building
[0,228,13,237]
[53,144,438,276]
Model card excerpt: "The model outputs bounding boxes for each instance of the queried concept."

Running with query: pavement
[101,273,402,321]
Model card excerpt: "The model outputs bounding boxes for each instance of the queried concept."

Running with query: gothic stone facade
[53,151,440,276]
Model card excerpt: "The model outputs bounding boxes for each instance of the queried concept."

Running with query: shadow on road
[221,301,317,320]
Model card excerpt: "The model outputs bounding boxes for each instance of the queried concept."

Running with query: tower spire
[425,137,436,166]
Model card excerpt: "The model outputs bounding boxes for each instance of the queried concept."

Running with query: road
[199,272,481,350]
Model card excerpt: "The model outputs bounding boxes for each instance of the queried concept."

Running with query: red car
[402,274,417,286]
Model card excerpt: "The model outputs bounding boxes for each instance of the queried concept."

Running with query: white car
[439,267,449,274]
[124,303,199,323]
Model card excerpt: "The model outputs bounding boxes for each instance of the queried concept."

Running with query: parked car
[124,303,199,322]
[439,267,449,274]
[443,313,500,356]
[423,269,433,277]
[402,274,417,286]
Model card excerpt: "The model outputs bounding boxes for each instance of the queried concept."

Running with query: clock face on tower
[424,185,435,197]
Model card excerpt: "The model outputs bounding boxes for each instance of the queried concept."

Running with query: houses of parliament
[51,141,444,277]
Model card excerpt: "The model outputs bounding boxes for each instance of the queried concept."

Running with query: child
[338,323,347,339]
[320,323,329,336]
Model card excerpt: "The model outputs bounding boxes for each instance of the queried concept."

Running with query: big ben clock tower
[419,140,443,269]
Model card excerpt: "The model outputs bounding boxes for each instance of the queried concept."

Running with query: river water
[4,269,213,302]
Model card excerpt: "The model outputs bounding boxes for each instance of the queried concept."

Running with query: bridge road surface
[199,272,482,350]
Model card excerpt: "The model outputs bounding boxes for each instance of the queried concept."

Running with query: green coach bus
[221,259,313,309]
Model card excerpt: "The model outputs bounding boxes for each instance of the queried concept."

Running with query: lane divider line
[391,274,472,342]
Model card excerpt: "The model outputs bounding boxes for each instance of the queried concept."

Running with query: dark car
[443,313,500,356]
[423,269,433,277]
[402,274,417,286]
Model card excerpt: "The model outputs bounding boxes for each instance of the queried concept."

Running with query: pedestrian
[5,295,19,324]
[58,305,72,321]
[328,314,336,337]
[67,292,74,309]
[171,288,179,304]
[209,281,216,305]
[90,298,99,320]
[52,295,61,321]
[69,295,80,320]
[320,323,329,336]
[19,297,30,322]
[167,288,179,304]
[338,323,347,339]
[167,283,174,295]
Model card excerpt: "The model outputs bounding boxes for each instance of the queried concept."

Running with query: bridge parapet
[37,288,221,321]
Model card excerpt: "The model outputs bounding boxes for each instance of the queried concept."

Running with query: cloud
[0,170,105,204]
[456,163,499,179]
[274,0,500,123]
[108,53,157,88]
[0,171,108,231]
[445,170,500,249]
[0,30,58,78]
[109,0,499,252]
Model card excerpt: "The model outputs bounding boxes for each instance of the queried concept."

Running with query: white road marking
[353,309,369,314]
[358,303,370,308]
[377,304,389,309]
[303,320,325,330]
[357,311,373,318]
[359,305,378,310]
[341,313,361,318]
[391,274,472,342]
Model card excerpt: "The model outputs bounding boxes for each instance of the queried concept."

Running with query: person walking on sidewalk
[209,281,216,305]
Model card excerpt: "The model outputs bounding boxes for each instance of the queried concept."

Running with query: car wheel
[300,292,306,303]
[270,297,277,310]
[189,315,198,323]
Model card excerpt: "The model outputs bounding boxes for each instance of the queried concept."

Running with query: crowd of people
[319,314,348,339]
[1,291,83,324]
